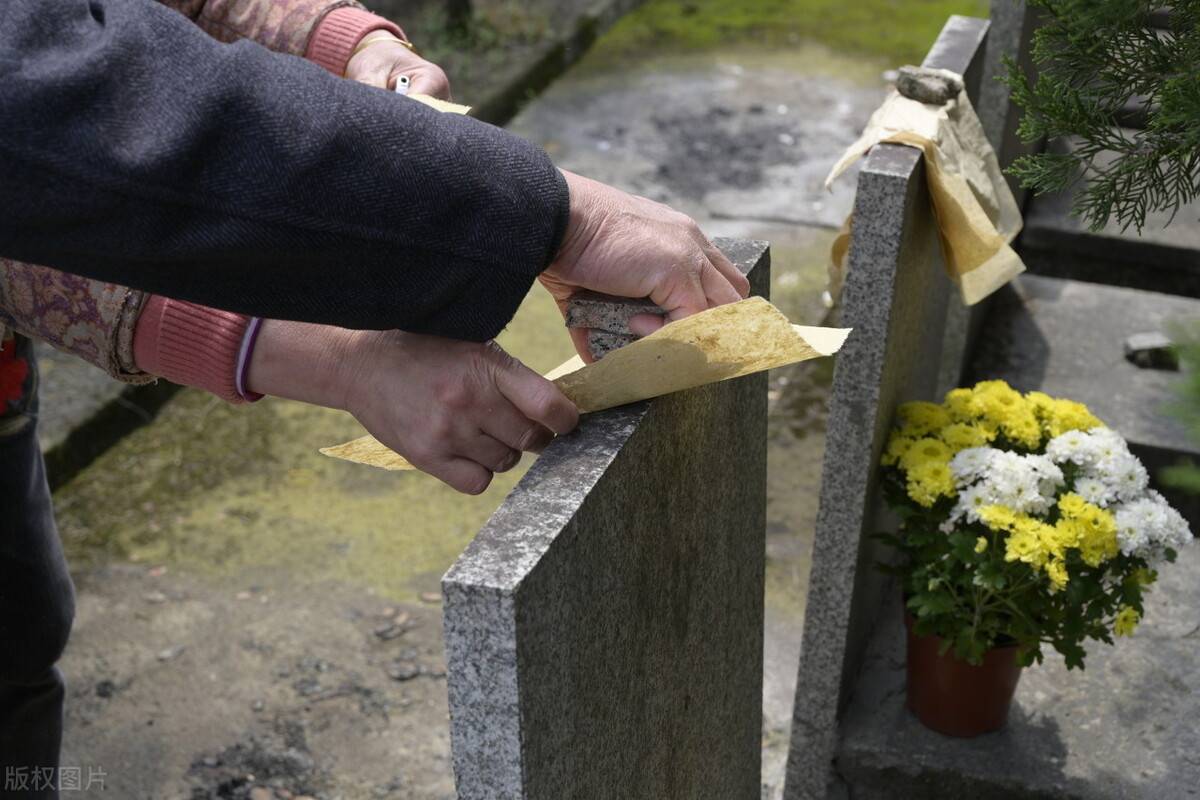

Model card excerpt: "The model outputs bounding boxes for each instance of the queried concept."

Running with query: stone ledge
[1019,133,1200,297]
[835,544,1200,800]
[969,274,1200,520]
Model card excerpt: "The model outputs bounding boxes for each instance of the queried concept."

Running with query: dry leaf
[320,297,850,471]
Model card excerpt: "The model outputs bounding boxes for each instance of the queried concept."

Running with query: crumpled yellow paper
[320,297,851,471]
[826,78,1025,306]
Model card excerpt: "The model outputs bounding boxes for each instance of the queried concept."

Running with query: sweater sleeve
[157,0,373,58]
[0,0,570,339]
[0,258,150,384]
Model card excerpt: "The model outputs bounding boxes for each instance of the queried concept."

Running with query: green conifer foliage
[1004,1,1200,232]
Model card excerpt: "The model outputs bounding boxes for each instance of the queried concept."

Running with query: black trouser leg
[0,335,73,799]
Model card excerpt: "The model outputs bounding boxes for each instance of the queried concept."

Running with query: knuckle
[405,442,437,467]
[517,425,541,452]
[435,379,472,410]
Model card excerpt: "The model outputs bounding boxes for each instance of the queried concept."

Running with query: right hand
[341,331,579,494]
[246,321,578,494]
[539,170,750,361]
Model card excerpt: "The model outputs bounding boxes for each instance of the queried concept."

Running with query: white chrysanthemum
[1046,426,1129,470]
[949,447,992,485]
[1114,492,1194,560]
[1046,429,1093,465]
[1105,455,1149,503]
[1075,476,1116,507]
[946,448,1064,524]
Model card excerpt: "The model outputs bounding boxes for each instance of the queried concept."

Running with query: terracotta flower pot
[904,612,1023,737]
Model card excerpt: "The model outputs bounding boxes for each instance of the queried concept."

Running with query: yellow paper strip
[320,297,851,470]
[410,93,472,115]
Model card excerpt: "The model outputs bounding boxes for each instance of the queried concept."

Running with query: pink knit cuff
[133,296,255,404]
[306,7,406,76]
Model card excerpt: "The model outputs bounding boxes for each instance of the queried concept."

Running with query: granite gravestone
[443,239,770,800]
[783,17,993,799]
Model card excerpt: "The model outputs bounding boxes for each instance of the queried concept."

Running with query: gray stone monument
[782,17,992,800]
[443,239,770,800]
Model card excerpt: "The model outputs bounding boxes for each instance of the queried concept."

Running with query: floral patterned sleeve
[0,259,149,384]
[158,0,364,56]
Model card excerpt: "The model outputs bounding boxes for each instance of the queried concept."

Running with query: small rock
[156,645,185,662]
[373,622,408,641]
[95,680,117,698]
[251,699,265,713]
[200,755,221,768]
[1124,331,1178,370]
[895,65,963,105]
[143,590,168,604]
[249,787,273,800]
[147,565,167,578]
[379,606,396,618]
[236,591,253,601]
[386,661,421,682]
[418,592,441,604]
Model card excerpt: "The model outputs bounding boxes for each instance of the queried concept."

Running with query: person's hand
[539,170,750,361]
[344,32,451,99]
[245,321,578,494]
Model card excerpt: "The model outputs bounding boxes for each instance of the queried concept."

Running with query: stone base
[835,543,1200,799]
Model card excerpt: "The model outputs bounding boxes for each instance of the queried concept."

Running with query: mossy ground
[589,0,989,69]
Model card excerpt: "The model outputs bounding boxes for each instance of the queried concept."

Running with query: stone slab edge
[471,0,650,126]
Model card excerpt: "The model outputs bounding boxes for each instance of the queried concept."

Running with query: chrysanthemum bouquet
[880,380,1193,669]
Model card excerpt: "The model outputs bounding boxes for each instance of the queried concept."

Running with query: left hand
[344,32,452,99]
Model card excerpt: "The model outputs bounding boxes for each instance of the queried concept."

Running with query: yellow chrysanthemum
[1042,397,1104,438]
[939,422,992,452]
[899,437,952,473]
[1113,606,1140,637]
[1057,493,1118,567]
[881,433,916,467]
[1005,525,1046,567]
[905,460,956,508]
[978,504,1018,532]
[1000,410,1043,449]
[974,536,989,554]
[1045,559,1069,591]
[944,388,976,422]
[896,401,952,438]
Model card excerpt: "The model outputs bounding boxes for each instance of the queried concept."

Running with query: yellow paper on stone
[320,297,851,471]
[825,80,1025,306]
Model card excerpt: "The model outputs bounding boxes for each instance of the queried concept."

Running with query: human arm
[0,0,563,336]
[159,0,450,97]
[243,320,578,493]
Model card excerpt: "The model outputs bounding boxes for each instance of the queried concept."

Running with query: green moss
[590,0,990,67]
